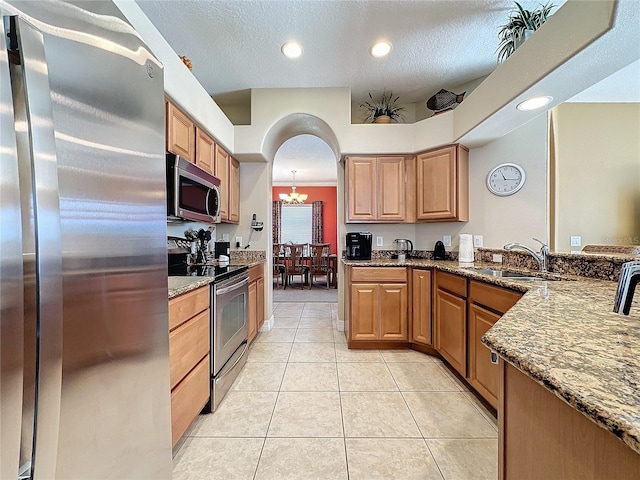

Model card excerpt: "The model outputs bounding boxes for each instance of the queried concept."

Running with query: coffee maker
[346,232,372,260]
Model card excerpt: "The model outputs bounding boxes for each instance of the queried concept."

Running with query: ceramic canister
[459,234,474,263]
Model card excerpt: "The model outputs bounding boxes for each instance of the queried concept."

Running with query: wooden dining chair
[284,243,309,290]
[308,243,332,289]
[273,243,286,289]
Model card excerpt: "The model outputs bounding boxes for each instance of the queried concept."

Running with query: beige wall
[551,103,640,251]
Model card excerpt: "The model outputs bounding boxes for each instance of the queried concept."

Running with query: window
[281,204,312,245]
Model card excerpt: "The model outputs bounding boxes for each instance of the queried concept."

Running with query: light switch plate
[222,233,229,242]
[473,235,483,248]
[570,235,581,247]
[443,235,451,247]
[376,236,383,247]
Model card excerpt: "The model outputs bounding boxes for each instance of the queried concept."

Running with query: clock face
[487,163,526,196]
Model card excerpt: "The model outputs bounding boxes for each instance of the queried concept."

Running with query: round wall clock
[486,163,526,196]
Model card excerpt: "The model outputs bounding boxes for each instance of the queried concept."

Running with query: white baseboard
[260,315,275,332]
[336,318,345,332]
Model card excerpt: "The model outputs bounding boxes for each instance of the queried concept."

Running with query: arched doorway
[260,114,345,332]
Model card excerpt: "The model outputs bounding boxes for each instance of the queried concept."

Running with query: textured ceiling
[137,0,637,183]
[137,0,549,105]
[272,134,337,185]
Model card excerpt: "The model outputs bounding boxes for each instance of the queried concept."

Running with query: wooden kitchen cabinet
[248,264,264,343]
[166,100,195,162]
[416,144,469,222]
[345,156,407,222]
[468,280,522,408]
[348,267,408,344]
[411,269,432,345]
[500,361,640,480]
[214,144,229,221]
[435,271,467,377]
[195,127,215,174]
[168,286,210,447]
[228,157,240,223]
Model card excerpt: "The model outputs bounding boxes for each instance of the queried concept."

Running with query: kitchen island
[343,257,640,477]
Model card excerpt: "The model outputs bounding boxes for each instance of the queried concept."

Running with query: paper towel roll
[459,234,474,263]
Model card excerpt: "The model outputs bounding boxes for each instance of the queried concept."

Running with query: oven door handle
[216,277,249,296]
[216,342,248,381]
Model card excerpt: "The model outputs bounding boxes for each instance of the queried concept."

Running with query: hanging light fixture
[279,170,308,204]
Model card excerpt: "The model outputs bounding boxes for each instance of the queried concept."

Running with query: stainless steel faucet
[503,238,550,272]
[613,261,640,315]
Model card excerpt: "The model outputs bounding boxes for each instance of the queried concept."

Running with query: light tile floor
[172,301,498,480]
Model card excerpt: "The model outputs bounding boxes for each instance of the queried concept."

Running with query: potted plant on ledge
[360,90,406,123]
[497,1,555,63]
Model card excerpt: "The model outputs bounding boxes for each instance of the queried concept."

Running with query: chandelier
[279,170,308,204]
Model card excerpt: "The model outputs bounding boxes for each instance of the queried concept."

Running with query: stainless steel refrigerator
[0,1,172,478]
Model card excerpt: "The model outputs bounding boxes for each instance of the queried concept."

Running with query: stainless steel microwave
[167,153,221,223]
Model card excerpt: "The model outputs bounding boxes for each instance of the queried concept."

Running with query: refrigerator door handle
[12,16,64,480]
[0,14,25,480]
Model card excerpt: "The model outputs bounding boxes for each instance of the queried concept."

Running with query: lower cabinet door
[411,270,432,345]
[248,280,257,342]
[379,283,408,340]
[468,303,500,408]
[436,288,467,377]
[351,283,379,340]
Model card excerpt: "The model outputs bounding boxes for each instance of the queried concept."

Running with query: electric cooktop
[168,263,248,282]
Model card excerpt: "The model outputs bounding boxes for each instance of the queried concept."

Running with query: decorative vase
[515,29,533,50]
[374,115,391,124]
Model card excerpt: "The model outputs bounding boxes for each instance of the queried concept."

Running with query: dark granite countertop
[343,258,640,454]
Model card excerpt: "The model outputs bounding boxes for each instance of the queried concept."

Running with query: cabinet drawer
[169,309,210,389]
[351,267,406,282]
[436,271,467,298]
[469,280,522,314]
[169,286,210,331]
[171,354,210,448]
[249,264,264,283]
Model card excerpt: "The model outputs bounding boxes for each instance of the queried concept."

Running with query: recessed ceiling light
[281,41,303,59]
[516,96,553,111]
[370,41,392,58]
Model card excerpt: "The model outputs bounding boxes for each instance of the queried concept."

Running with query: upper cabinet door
[195,127,214,174]
[166,101,195,162]
[215,144,229,221]
[377,157,405,221]
[346,156,377,222]
[228,157,240,224]
[416,145,469,222]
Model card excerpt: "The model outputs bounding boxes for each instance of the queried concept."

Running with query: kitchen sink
[465,268,552,281]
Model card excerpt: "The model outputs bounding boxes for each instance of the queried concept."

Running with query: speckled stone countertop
[168,260,264,299]
[343,258,640,454]
[168,277,214,299]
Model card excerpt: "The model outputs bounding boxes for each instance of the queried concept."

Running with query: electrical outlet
[473,235,484,248]
[235,236,242,248]
[376,236,383,247]
[570,235,581,247]
[443,235,451,247]
[222,234,229,242]
[492,253,503,263]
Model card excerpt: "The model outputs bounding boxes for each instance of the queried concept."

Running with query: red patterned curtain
[312,200,323,244]
[272,200,282,243]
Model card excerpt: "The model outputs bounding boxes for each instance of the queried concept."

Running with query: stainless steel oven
[210,268,249,411]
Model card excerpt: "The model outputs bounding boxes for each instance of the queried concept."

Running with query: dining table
[274,252,338,288]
